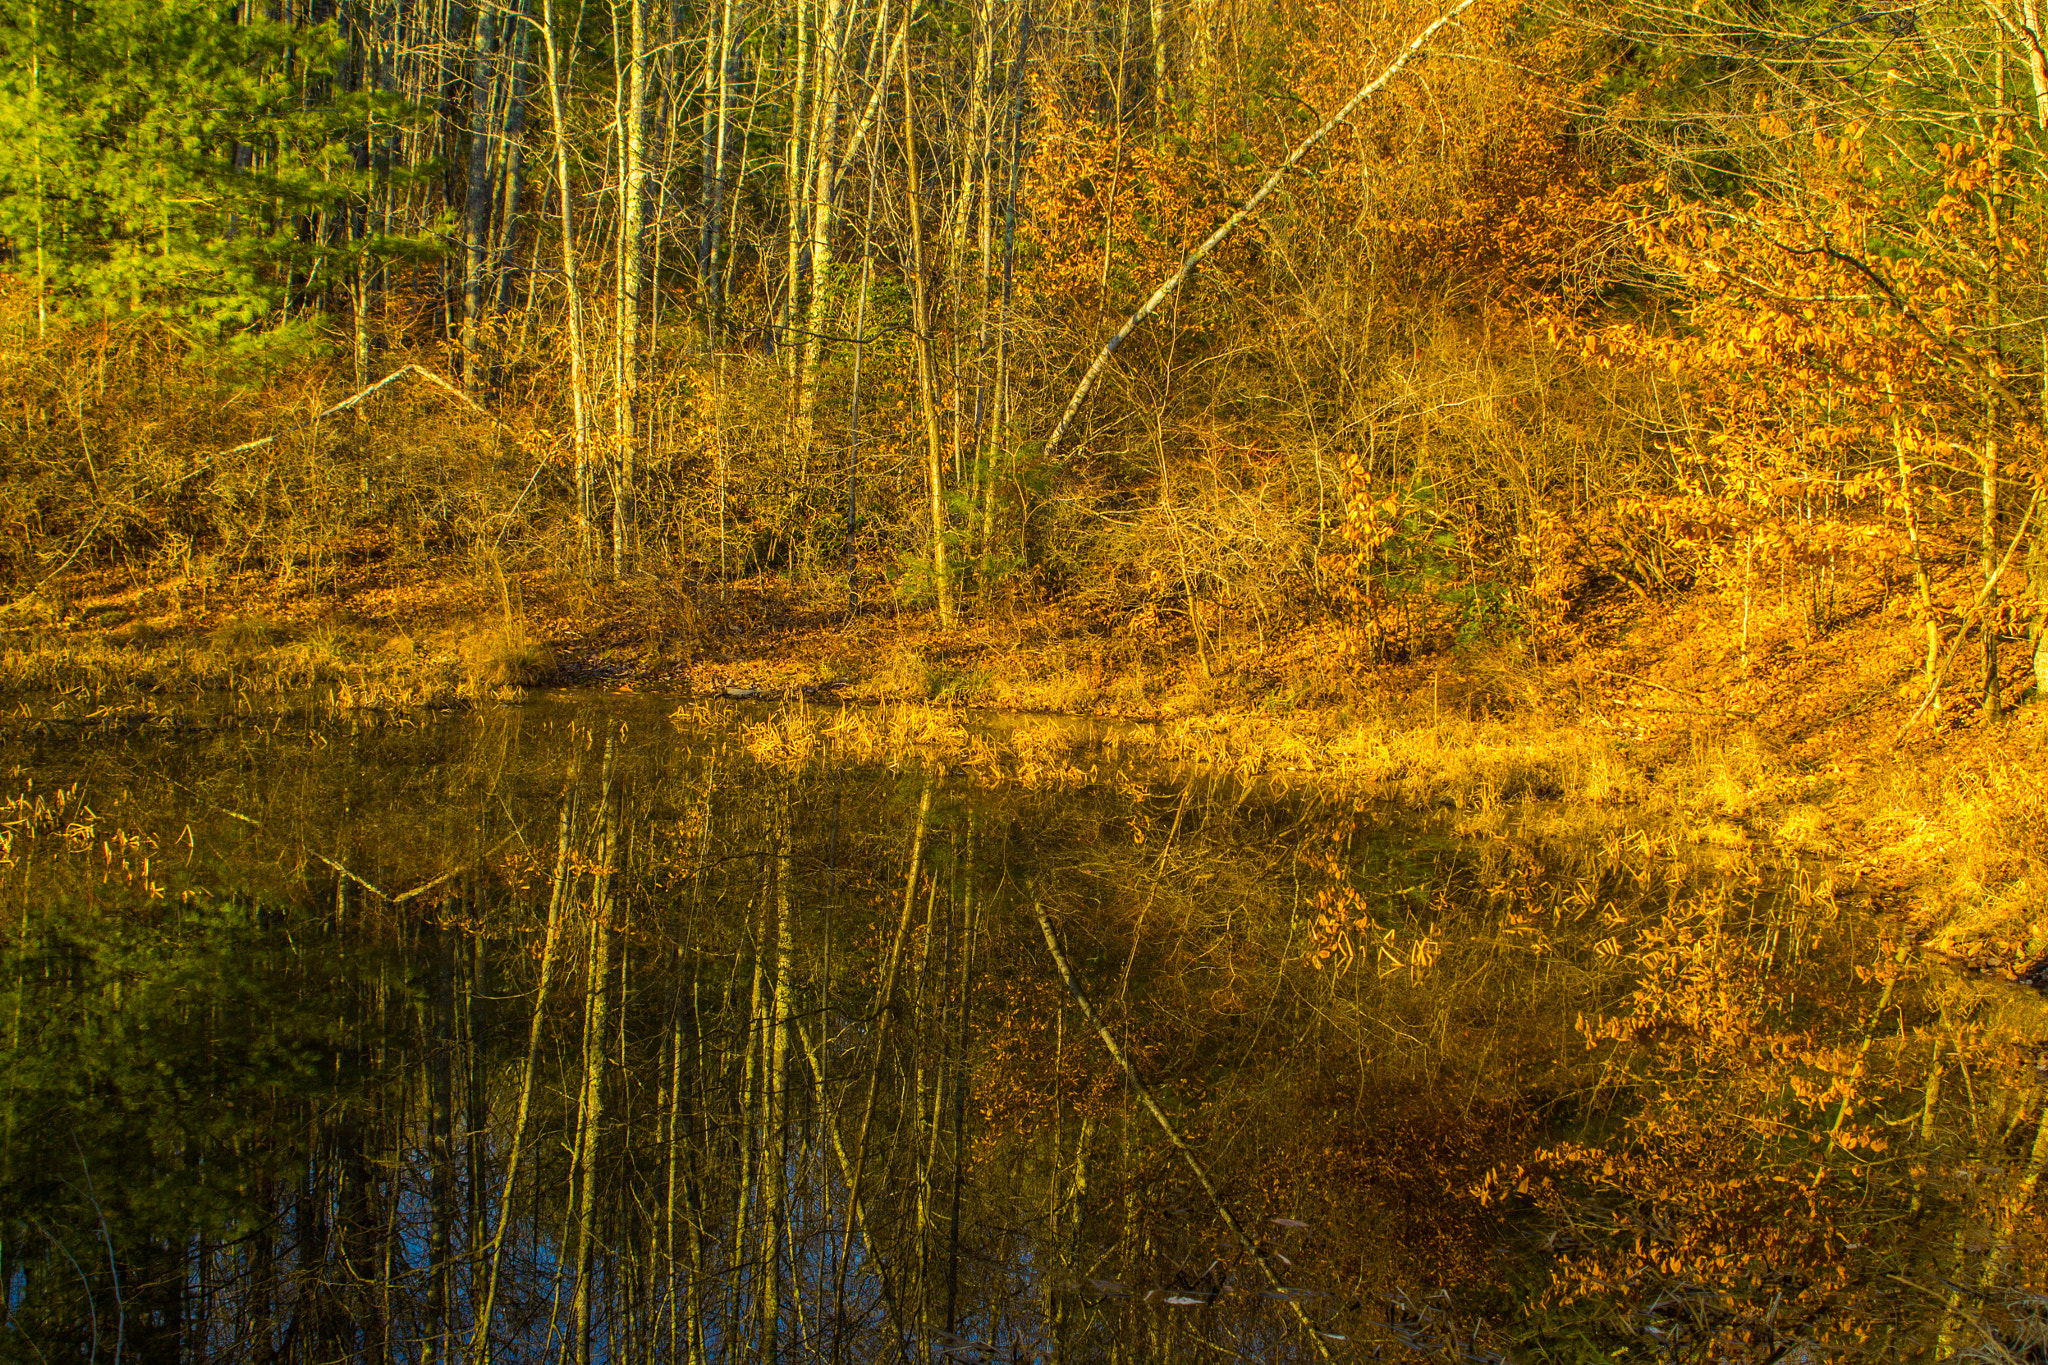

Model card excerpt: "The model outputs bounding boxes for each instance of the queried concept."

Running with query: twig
[1042,0,1479,464]
[26,1215,99,1365]
[1589,666,1708,700]
[181,365,496,484]
[1028,898,1335,1362]
[1609,701,1760,719]
[314,826,528,906]
[491,454,560,552]
[393,827,529,903]
[311,850,392,901]
[1891,482,2042,747]
[2,504,114,613]
[68,1139,124,1365]
[159,776,261,826]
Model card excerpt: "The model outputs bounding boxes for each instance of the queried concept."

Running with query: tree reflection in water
[1,699,2042,1363]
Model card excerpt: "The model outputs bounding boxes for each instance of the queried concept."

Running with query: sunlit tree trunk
[700,0,736,335]
[783,0,813,392]
[461,0,500,392]
[943,0,992,497]
[541,0,597,577]
[614,0,649,576]
[26,1,46,341]
[1985,166,2006,711]
[901,21,957,626]
[842,139,880,613]
[2030,529,2048,698]
[799,1,910,460]
[1883,389,1940,682]
[792,0,851,449]
[980,14,1027,559]
[1147,0,1167,121]
[493,1,531,325]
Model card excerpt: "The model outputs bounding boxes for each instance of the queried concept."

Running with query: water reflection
[1,699,2043,1363]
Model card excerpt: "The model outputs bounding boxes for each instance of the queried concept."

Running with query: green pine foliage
[0,0,429,343]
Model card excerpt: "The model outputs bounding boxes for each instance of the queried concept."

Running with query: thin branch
[1891,481,2042,746]
[1028,897,1337,1362]
[204,364,492,467]
[1041,0,1482,464]
[2,502,113,613]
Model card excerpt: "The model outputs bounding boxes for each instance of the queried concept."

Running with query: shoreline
[3,559,2044,976]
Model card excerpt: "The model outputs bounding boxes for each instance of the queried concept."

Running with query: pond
[1,696,2043,1363]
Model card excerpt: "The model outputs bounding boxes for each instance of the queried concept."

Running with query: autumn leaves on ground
[4,0,2048,978]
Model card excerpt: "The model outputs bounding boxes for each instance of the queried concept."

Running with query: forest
[3,0,2048,973]
[9,0,2048,1349]
[1,0,2044,706]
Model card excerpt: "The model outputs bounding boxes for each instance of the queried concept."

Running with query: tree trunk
[614,0,649,577]
[424,919,456,1363]
[980,8,1029,557]
[493,0,531,324]
[1983,424,2001,717]
[461,0,500,392]
[901,18,957,627]
[1147,0,1167,121]
[1884,390,1940,681]
[572,789,617,1365]
[759,817,796,1363]
[793,0,850,449]
[699,0,735,335]
[473,793,577,1365]
[541,0,597,576]
[783,0,812,391]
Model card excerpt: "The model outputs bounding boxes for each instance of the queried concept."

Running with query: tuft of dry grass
[208,616,289,654]
[699,699,1105,785]
[460,620,555,694]
[868,643,933,700]
[1138,707,1617,815]
[1860,732,2048,967]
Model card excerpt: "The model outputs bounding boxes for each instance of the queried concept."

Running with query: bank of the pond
[3,558,2044,975]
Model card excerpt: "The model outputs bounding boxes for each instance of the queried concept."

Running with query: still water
[1,697,2042,1363]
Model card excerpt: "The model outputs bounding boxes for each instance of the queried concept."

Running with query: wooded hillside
[1,0,2043,721]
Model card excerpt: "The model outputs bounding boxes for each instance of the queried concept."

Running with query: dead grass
[460,620,555,694]
[3,552,2044,965]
